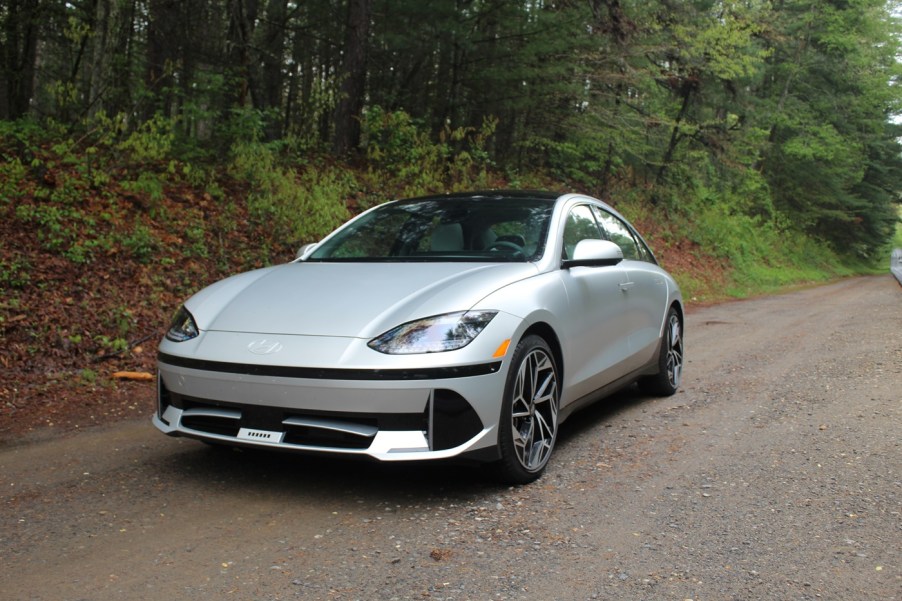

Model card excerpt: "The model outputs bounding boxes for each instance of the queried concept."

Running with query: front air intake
[431,389,484,451]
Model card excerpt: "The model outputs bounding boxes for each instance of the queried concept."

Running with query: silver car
[154,191,684,483]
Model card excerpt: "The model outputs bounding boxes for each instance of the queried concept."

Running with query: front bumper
[154,354,507,462]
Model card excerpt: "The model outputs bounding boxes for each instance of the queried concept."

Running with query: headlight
[166,306,199,342]
[368,311,498,354]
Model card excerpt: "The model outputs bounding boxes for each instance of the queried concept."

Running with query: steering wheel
[487,240,526,257]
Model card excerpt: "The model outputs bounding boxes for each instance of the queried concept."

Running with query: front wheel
[639,307,683,396]
[491,335,560,484]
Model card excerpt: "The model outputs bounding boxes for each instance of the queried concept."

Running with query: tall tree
[145,0,181,118]
[225,0,260,111]
[333,0,370,154]
[754,0,902,256]
[0,0,43,119]
[259,0,289,140]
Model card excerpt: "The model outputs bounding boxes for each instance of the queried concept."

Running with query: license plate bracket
[237,427,284,444]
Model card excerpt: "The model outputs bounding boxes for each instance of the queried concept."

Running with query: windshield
[307,197,555,262]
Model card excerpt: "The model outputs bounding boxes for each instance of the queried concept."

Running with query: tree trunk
[332,0,370,155]
[225,0,260,111]
[88,0,123,118]
[110,0,138,117]
[145,0,181,119]
[261,0,289,140]
[1,0,42,120]
[654,79,695,191]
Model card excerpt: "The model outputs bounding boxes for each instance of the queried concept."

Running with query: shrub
[360,107,496,197]
[0,255,31,289]
[121,224,158,263]
[229,141,350,248]
[117,113,175,163]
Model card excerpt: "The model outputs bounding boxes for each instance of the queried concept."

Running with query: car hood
[187,262,538,338]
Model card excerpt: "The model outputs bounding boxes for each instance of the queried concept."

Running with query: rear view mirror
[562,239,623,269]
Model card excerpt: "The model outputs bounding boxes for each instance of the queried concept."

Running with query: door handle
[619,281,635,291]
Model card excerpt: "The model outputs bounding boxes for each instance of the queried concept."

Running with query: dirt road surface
[2,276,900,601]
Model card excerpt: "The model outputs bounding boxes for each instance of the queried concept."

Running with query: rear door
[593,206,669,367]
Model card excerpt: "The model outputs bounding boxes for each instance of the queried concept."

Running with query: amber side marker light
[492,339,511,358]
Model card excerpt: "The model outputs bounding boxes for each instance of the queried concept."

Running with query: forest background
[1,0,901,433]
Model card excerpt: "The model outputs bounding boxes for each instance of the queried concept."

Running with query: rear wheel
[639,307,683,396]
[492,335,560,484]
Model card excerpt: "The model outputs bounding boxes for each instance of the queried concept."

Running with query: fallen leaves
[429,548,453,561]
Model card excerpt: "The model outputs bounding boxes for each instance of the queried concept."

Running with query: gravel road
[2,276,900,601]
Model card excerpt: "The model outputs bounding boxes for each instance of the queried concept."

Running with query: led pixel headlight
[165,306,199,342]
[368,311,498,354]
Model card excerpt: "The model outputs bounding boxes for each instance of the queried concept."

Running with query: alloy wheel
[665,312,683,389]
[510,347,559,472]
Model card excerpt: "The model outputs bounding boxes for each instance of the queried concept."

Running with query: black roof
[402,190,562,202]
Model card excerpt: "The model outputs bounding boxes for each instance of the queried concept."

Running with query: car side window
[592,207,644,261]
[562,205,603,260]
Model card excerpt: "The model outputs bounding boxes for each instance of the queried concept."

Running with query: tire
[491,335,560,484]
[639,307,683,396]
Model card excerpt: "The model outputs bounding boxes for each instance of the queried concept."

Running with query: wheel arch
[670,300,685,331]
[520,321,564,383]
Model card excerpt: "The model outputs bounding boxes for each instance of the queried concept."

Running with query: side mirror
[296,243,318,260]
[562,239,623,269]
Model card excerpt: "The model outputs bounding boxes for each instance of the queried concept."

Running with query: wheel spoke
[534,370,555,402]
[528,412,554,466]
[516,421,534,465]
[670,317,681,348]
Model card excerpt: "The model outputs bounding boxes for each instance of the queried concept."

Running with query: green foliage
[121,172,165,206]
[93,335,129,354]
[1,0,899,308]
[0,157,27,203]
[0,255,31,289]
[179,71,230,150]
[674,188,853,298]
[361,107,496,197]
[179,161,219,192]
[117,113,176,163]
[79,368,98,385]
[671,1,771,81]
[519,138,598,188]
[230,140,350,245]
[15,203,84,252]
[221,108,269,146]
[753,0,902,258]
[185,225,209,258]
[361,107,444,195]
[64,238,112,265]
[121,224,157,264]
[0,118,46,150]
[0,118,164,266]
[110,305,135,338]
[293,167,355,240]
